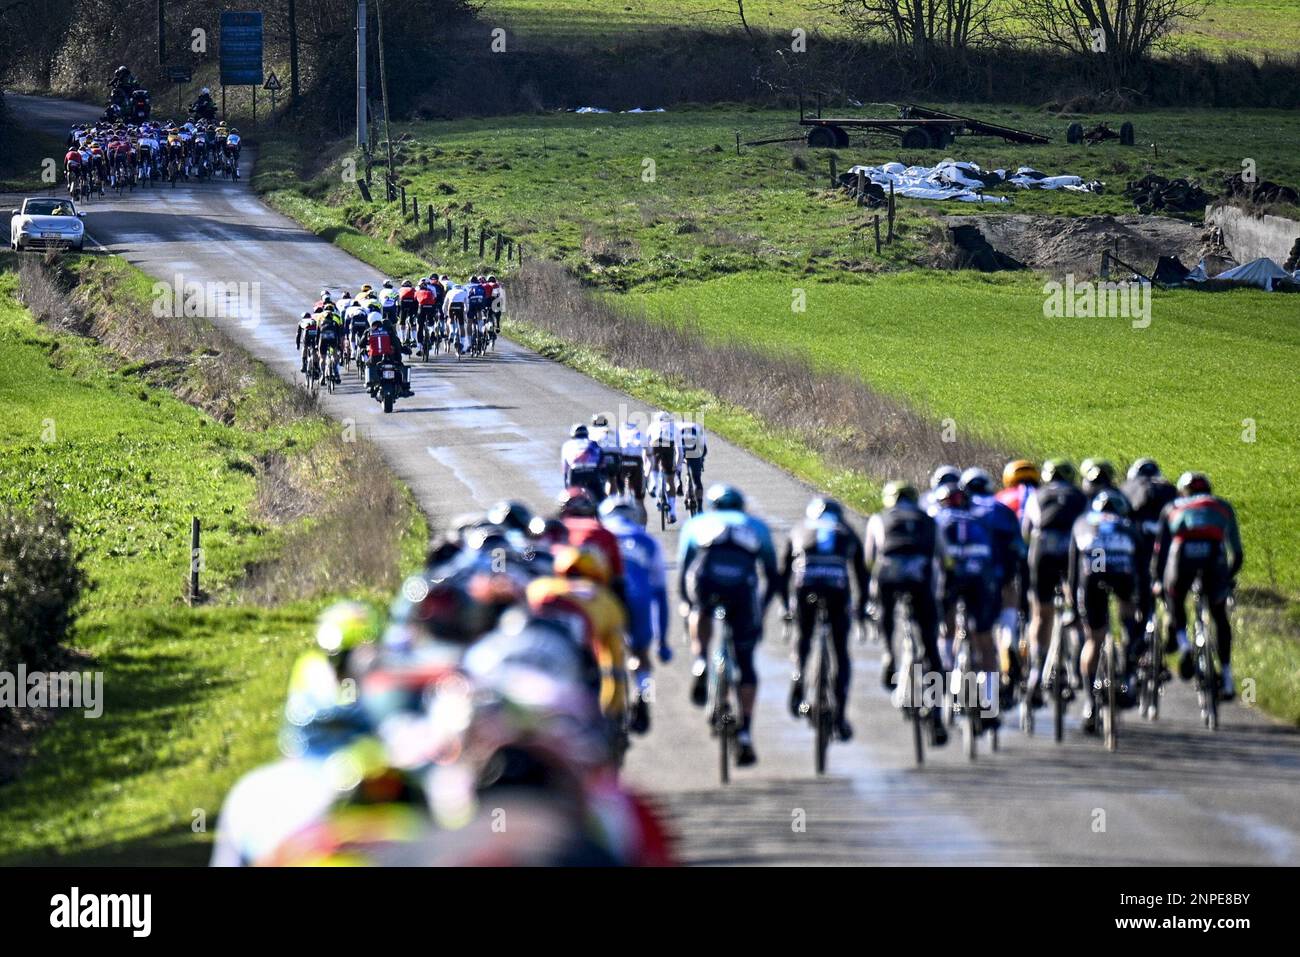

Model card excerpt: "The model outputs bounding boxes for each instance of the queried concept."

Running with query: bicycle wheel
[1050,620,1065,743]
[813,628,831,775]
[717,660,731,786]
[1103,634,1118,751]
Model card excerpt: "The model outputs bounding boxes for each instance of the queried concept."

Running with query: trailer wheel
[901,127,933,150]
[1119,121,1135,146]
[831,125,850,148]
[807,127,837,149]
[1066,122,1083,145]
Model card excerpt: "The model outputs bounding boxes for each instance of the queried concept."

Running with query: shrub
[0,500,88,673]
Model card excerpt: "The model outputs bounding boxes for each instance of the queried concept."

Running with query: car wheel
[76,239,85,252]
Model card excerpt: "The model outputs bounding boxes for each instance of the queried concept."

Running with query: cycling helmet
[598,494,646,525]
[805,497,844,521]
[1002,459,1040,488]
[300,311,312,319]
[486,500,535,537]
[389,568,521,645]
[881,480,918,508]
[705,483,745,513]
[487,275,497,283]
[656,410,672,421]
[930,465,960,490]
[201,87,210,96]
[360,283,373,293]
[1041,459,1077,485]
[316,600,384,657]
[556,486,598,518]
[1091,489,1130,517]
[115,65,129,76]
[401,279,412,287]
[530,517,570,547]
[959,467,994,496]
[370,316,383,328]
[1176,471,1211,496]
[591,413,609,428]
[341,290,352,299]
[382,279,394,289]
[462,611,589,688]
[1081,458,1117,488]
[569,423,589,440]
[553,545,612,587]
[934,484,967,509]
[1127,458,1161,481]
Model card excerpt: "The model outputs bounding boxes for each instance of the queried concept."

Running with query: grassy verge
[0,254,427,864]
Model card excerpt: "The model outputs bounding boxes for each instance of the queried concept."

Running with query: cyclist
[1068,490,1141,732]
[679,420,708,512]
[1122,458,1178,646]
[678,484,778,767]
[1081,458,1129,509]
[997,459,1040,520]
[561,424,605,503]
[414,280,437,356]
[296,311,320,374]
[599,494,670,733]
[445,281,469,351]
[1152,472,1244,700]
[961,467,1026,705]
[780,497,870,741]
[865,481,947,745]
[933,483,1001,725]
[618,416,649,499]
[487,274,505,332]
[317,304,343,384]
[1021,460,1088,709]
[397,279,418,344]
[647,411,681,524]
[526,546,629,725]
[589,414,623,498]
[922,464,961,515]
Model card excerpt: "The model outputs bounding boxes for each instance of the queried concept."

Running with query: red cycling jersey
[415,289,435,307]
[368,328,395,358]
[996,484,1034,520]
[398,286,417,301]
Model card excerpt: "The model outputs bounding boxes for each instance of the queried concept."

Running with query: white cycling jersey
[679,422,708,461]
[619,422,647,459]
[590,424,621,455]
[648,416,678,448]
[210,757,337,866]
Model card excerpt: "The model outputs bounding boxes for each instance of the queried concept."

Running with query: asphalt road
[7,93,1300,866]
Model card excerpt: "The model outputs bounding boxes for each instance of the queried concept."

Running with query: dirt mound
[945,214,1205,279]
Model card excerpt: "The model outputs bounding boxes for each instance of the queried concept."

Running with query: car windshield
[25,200,75,216]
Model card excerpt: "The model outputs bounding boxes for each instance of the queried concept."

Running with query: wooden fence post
[874,215,881,255]
[412,198,419,227]
[428,205,435,235]
[446,218,453,241]
[462,225,469,252]
[856,169,866,206]
[495,233,503,261]
[887,182,895,243]
[188,517,201,605]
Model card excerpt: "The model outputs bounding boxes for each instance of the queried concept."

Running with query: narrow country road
[7,93,1300,866]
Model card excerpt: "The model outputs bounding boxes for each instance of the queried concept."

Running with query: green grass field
[485,0,1300,57]
[0,260,425,863]
[261,105,1300,293]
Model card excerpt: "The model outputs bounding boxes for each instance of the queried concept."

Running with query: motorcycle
[375,357,401,414]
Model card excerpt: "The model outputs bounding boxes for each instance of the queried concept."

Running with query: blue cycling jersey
[604,514,669,653]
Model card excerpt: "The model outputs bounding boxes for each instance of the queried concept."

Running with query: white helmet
[201,87,210,96]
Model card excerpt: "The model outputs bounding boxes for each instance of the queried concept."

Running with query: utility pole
[356,0,368,148]
[376,0,395,189]
[288,0,300,104]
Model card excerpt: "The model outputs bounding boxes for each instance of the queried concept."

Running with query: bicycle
[889,594,928,766]
[789,598,835,775]
[1035,586,1077,743]
[946,598,989,760]
[1136,605,1165,721]
[1191,578,1221,732]
[682,466,704,518]
[706,604,740,785]
[1091,579,1122,752]
[303,351,321,398]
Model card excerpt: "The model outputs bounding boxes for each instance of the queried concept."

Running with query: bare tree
[1022,0,1206,82]
[824,0,1002,56]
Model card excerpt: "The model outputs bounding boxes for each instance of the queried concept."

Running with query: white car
[9,197,86,252]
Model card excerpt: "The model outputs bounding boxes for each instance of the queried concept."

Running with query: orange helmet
[1002,459,1040,488]
[552,545,611,587]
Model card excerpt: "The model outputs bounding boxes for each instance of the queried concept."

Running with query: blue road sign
[220,11,264,86]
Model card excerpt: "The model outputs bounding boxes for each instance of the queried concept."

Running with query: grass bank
[0,253,427,864]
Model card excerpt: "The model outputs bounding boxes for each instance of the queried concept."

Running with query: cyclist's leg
[876,580,900,682]
[1025,554,1058,699]
[1205,557,1235,693]
[828,590,853,722]
[1077,576,1105,695]
[791,587,815,685]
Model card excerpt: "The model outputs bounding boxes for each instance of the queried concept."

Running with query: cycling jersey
[561,516,626,582]
[602,513,669,656]
[969,492,1024,585]
[934,503,998,631]
[561,436,604,483]
[781,515,869,597]
[1068,510,1138,629]
[526,576,628,716]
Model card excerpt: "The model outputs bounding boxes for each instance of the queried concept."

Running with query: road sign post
[264,71,282,118]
